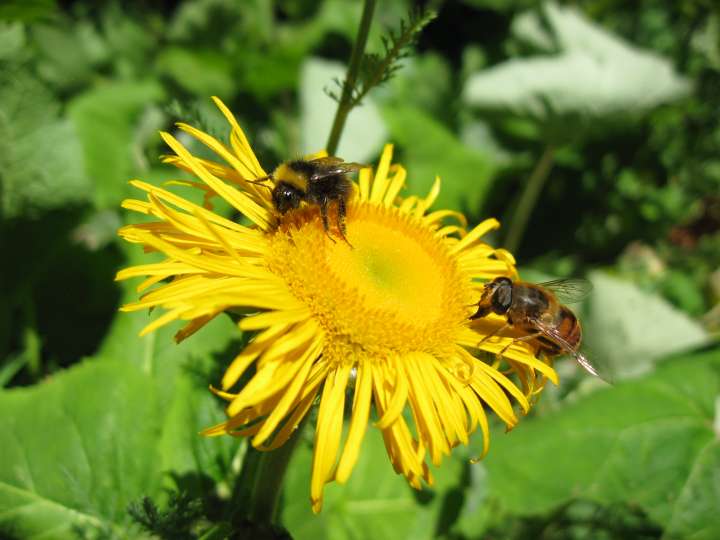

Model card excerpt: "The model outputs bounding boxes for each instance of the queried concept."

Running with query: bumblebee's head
[272,181,304,214]
[470,276,513,319]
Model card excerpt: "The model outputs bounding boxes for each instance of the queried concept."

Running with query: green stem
[325,0,377,155]
[231,422,306,527]
[504,144,557,254]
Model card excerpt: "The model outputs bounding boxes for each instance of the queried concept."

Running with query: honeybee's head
[272,181,304,214]
[470,276,513,320]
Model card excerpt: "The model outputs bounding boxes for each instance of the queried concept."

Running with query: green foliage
[347,8,437,107]
[300,57,387,161]
[463,3,691,144]
[0,66,90,219]
[282,425,465,540]
[68,81,165,209]
[480,349,720,540]
[581,271,709,380]
[1,0,719,538]
[128,494,204,540]
[382,105,496,218]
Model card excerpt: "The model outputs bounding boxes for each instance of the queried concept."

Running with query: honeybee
[470,277,603,378]
[251,156,365,244]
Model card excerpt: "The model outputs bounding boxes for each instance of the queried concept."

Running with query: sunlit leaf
[463,3,691,143]
[68,81,165,209]
[581,271,709,380]
[382,105,496,217]
[482,348,720,538]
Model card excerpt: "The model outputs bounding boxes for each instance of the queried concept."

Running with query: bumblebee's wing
[308,157,366,181]
[539,278,593,304]
[531,318,605,380]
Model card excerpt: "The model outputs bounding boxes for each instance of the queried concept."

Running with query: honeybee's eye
[491,280,513,313]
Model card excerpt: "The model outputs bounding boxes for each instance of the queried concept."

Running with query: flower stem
[504,144,557,254]
[231,423,305,527]
[325,0,377,155]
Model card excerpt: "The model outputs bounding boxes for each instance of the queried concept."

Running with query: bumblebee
[253,156,365,244]
[470,277,605,379]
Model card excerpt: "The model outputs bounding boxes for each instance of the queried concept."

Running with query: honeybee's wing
[530,318,603,379]
[308,157,366,181]
[539,278,593,304]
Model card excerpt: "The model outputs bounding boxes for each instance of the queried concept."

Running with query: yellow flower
[116,97,558,513]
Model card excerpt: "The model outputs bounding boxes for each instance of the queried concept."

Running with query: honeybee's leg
[336,196,353,248]
[476,323,511,347]
[498,332,543,356]
[319,199,336,243]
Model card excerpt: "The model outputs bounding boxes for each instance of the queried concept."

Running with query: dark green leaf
[0,0,56,23]
[483,348,720,538]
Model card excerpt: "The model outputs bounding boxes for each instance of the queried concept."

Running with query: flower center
[267,202,471,363]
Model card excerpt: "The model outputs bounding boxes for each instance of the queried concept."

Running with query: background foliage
[1,0,718,538]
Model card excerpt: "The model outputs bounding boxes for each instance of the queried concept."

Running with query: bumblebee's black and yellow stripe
[265,157,365,245]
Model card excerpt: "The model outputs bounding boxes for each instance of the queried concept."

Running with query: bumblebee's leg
[336,196,353,248]
[319,199,336,243]
[498,332,543,356]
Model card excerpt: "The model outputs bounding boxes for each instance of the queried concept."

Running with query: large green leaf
[581,272,709,380]
[0,67,90,219]
[68,81,165,209]
[0,361,160,538]
[0,305,241,539]
[382,105,497,217]
[482,348,720,538]
[463,3,691,143]
[281,424,465,540]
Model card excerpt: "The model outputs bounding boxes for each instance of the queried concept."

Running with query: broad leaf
[0,308,241,539]
[482,348,720,539]
[463,3,691,143]
[581,272,709,379]
[68,81,165,209]
[0,361,160,538]
[0,67,90,219]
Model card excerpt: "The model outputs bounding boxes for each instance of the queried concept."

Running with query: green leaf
[281,425,465,540]
[0,67,90,219]
[483,348,720,538]
[68,81,165,209]
[381,105,497,217]
[0,0,56,23]
[300,57,387,162]
[582,272,709,380]
[0,301,242,539]
[0,22,25,60]
[0,361,160,538]
[31,21,103,90]
[156,47,235,97]
[463,3,691,143]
